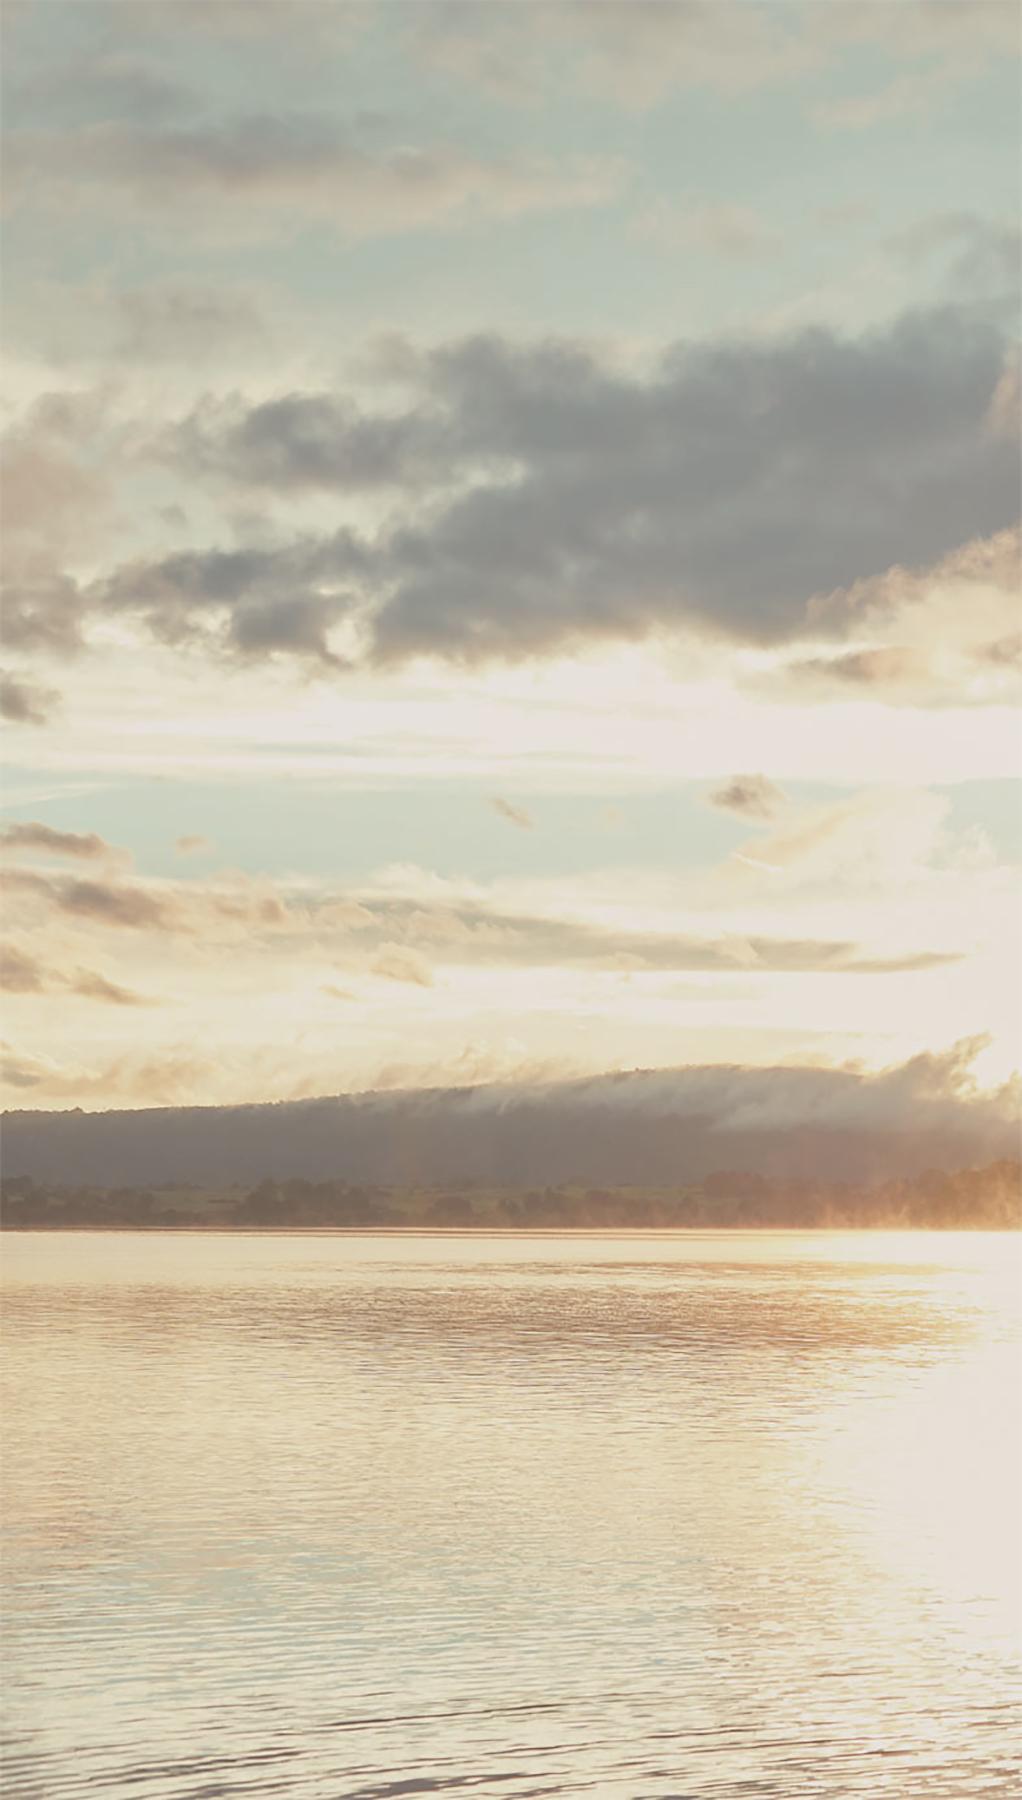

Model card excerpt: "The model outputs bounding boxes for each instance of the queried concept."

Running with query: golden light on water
[4,1227,1020,1800]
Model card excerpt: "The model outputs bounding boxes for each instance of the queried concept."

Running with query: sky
[1,0,1020,1114]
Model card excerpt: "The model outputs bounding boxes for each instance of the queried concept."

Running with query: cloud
[411,0,1017,111]
[765,527,1022,706]
[2,1046,219,1107]
[12,48,194,124]
[980,633,1022,669]
[812,60,959,130]
[34,0,1013,120]
[113,284,269,363]
[0,1042,53,1090]
[370,944,434,987]
[0,944,151,1005]
[98,1,369,47]
[803,3,1017,130]
[113,308,1017,673]
[175,834,212,855]
[1,572,88,656]
[807,5,1019,130]
[323,878,960,977]
[0,945,46,994]
[635,201,782,260]
[884,212,1021,309]
[8,108,624,237]
[164,390,446,494]
[709,775,788,821]
[733,853,782,875]
[786,646,928,692]
[387,910,953,976]
[0,861,304,941]
[229,592,353,666]
[491,797,533,830]
[1,867,179,930]
[1,820,117,861]
[1,392,114,545]
[87,533,367,666]
[0,671,60,725]
[367,314,1018,666]
[410,0,823,108]
[729,786,957,895]
[1,391,116,656]
[0,850,957,977]
[66,969,154,1006]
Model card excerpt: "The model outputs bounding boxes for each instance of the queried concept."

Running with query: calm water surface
[2,1230,1020,1799]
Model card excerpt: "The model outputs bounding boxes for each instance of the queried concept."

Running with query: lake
[2,1230,1020,1798]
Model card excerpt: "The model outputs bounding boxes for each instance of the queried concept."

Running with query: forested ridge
[3,1160,1019,1230]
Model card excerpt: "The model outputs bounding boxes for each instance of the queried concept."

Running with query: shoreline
[3,1222,1017,1235]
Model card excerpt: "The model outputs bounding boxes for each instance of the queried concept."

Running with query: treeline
[2,1161,1019,1229]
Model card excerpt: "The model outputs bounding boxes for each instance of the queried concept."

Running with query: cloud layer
[9,308,1015,676]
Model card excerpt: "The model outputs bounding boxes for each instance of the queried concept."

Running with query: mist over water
[3,1231,1020,1798]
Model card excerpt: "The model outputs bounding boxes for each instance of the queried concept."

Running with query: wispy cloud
[0,671,60,725]
[709,775,788,822]
[491,797,534,830]
[1,820,119,861]
[0,942,155,1006]
[9,108,625,238]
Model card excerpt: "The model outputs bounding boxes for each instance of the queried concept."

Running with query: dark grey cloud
[90,532,366,664]
[226,592,351,666]
[709,775,788,821]
[0,670,60,725]
[169,391,442,493]
[8,307,1015,672]
[127,307,1019,670]
[368,313,1018,664]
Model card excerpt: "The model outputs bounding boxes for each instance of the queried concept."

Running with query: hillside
[3,1050,1018,1191]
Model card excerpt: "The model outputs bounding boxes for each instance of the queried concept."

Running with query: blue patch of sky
[8,773,1020,882]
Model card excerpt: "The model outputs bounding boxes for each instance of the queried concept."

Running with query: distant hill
[3,1048,1018,1190]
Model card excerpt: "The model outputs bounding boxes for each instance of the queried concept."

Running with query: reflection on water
[2,1231,1020,1798]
